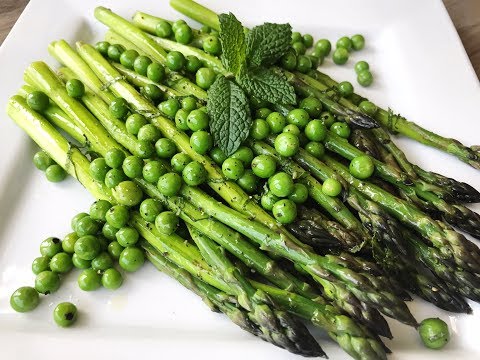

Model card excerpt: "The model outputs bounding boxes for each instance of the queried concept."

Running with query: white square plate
[1,0,479,359]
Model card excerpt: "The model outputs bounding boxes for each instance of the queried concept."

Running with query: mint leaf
[246,23,292,67]
[207,76,252,156]
[238,68,296,105]
[218,13,246,74]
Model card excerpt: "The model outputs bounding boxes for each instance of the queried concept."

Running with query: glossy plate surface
[0,0,479,359]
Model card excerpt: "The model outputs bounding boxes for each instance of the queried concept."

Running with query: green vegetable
[53,302,78,327]
[105,148,126,168]
[27,91,49,112]
[251,154,276,178]
[330,122,351,138]
[182,161,207,186]
[139,198,163,222]
[40,237,62,258]
[155,138,177,158]
[10,287,39,313]
[272,199,297,224]
[112,180,143,206]
[305,119,327,142]
[274,132,299,157]
[354,60,369,73]
[65,79,85,98]
[419,318,450,349]
[72,253,91,269]
[331,48,348,66]
[336,36,353,51]
[32,256,51,275]
[357,70,373,87]
[236,170,258,193]
[49,252,73,273]
[299,96,322,118]
[349,155,375,179]
[33,150,54,171]
[35,270,60,294]
[119,247,145,272]
[91,252,114,271]
[90,200,113,221]
[221,157,244,180]
[314,39,331,56]
[74,235,101,260]
[166,51,186,71]
[102,268,124,289]
[116,227,140,247]
[337,81,354,97]
[351,34,365,50]
[175,24,193,44]
[75,215,101,236]
[268,172,294,197]
[203,35,221,55]
[45,164,67,182]
[171,153,192,173]
[157,172,182,196]
[249,119,270,140]
[78,268,102,291]
[107,241,124,260]
[322,178,342,197]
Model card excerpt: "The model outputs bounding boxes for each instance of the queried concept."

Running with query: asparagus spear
[314,70,480,170]
[187,225,326,357]
[321,154,480,274]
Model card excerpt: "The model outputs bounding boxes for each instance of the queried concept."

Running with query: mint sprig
[208,13,296,156]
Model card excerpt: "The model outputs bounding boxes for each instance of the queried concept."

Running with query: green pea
[283,124,301,136]
[175,24,193,44]
[119,49,139,69]
[357,70,373,87]
[354,60,369,74]
[155,211,180,235]
[147,62,166,83]
[266,112,286,134]
[419,318,450,350]
[109,97,129,120]
[27,91,49,112]
[95,41,110,56]
[72,253,91,269]
[107,44,125,62]
[112,180,143,207]
[102,222,118,241]
[320,111,335,128]
[32,256,51,275]
[203,35,221,55]
[91,252,114,271]
[358,101,378,116]
[171,153,192,173]
[142,84,163,102]
[50,252,73,273]
[322,178,342,197]
[251,155,276,179]
[249,119,270,140]
[40,237,62,258]
[158,98,180,118]
[35,270,60,294]
[330,122,351,139]
[71,213,89,231]
[303,34,314,48]
[305,141,325,158]
[157,172,182,196]
[314,39,331,57]
[33,150,54,171]
[133,55,152,76]
[155,138,178,159]
[105,168,127,189]
[336,36,353,51]
[280,51,297,70]
[108,241,124,260]
[185,55,202,73]
[332,47,349,65]
[222,158,245,180]
[272,199,297,224]
[305,120,327,142]
[45,164,67,182]
[182,161,207,186]
[287,108,310,129]
[78,269,102,291]
[288,183,309,204]
[119,247,145,272]
[102,268,123,290]
[139,198,163,222]
[172,19,187,32]
[90,200,113,222]
[351,34,365,51]
[291,32,302,43]
[261,191,280,211]
[190,131,213,155]
[104,148,126,169]
[268,172,294,198]
[74,235,101,260]
[166,51,186,71]
[337,81,354,97]
[180,96,197,111]
[135,139,155,159]
[236,170,258,194]
[175,108,190,130]
[231,146,254,166]
[296,55,312,73]
[187,109,209,131]
[155,20,172,38]
[65,79,85,98]
[75,215,101,237]
[209,147,227,165]
[195,67,216,90]
[274,133,300,157]
[106,205,130,228]
[349,155,375,180]
[116,227,139,247]
[10,287,39,313]
[89,157,110,182]
[292,41,306,55]
[143,160,168,184]
[53,302,77,327]
[299,97,322,118]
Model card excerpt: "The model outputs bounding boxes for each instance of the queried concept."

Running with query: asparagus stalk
[323,131,480,238]
[322,154,480,274]
[314,70,480,169]
[6,95,112,202]
[187,226,325,357]
[17,84,86,145]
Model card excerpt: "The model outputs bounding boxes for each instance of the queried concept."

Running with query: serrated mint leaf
[207,76,252,156]
[238,68,296,105]
[246,23,292,67]
[218,13,246,75]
